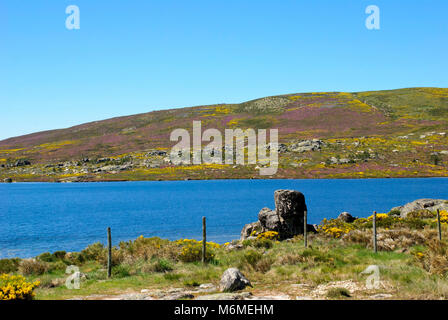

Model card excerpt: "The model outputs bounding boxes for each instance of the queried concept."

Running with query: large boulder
[390,199,448,218]
[241,189,308,240]
[3,178,12,183]
[219,268,252,292]
[273,190,307,239]
[338,212,357,223]
[258,208,280,232]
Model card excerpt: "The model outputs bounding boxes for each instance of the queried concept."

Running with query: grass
[2,212,448,300]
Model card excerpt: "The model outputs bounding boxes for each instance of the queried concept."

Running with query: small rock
[219,268,252,292]
[370,293,393,299]
[338,212,357,223]
[196,292,252,300]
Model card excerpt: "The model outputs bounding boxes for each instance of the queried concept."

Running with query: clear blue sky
[1,0,447,140]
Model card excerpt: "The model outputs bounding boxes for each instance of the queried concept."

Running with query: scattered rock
[289,139,323,153]
[146,150,167,156]
[370,293,393,299]
[196,292,252,300]
[338,212,357,223]
[219,268,252,292]
[14,159,31,167]
[390,199,448,218]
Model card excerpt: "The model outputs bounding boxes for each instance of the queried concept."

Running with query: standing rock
[338,212,357,223]
[219,268,252,292]
[241,189,308,240]
[273,190,307,239]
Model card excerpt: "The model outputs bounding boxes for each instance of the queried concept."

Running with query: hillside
[1,87,448,182]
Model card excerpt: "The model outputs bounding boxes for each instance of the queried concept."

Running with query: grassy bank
[1,210,448,300]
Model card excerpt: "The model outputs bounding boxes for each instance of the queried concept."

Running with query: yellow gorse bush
[437,210,448,224]
[0,274,40,300]
[318,218,355,238]
[256,231,279,241]
[367,213,389,220]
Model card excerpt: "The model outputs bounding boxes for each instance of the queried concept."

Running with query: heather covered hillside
[1,88,448,182]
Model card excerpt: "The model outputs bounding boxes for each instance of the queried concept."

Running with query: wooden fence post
[107,227,112,278]
[304,210,308,248]
[202,217,206,264]
[373,211,377,253]
[437,209,442,241]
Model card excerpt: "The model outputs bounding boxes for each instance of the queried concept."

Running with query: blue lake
[1,178,447,258]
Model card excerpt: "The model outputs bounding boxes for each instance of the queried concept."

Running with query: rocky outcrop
[338,212,357,223]
[14,159,31,167]
[390,199,448,218]
[289,139,323,153]
[241,189,310,240]
[219,268,252,292]
[240,221,261,240]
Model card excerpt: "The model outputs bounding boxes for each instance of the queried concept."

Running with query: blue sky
[0,0,447,140]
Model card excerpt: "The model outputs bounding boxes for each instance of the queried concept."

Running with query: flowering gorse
[0,274,40,300]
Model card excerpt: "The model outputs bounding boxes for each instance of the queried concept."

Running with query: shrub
[242,250,263,268]
[256,231,279,241]
[111,264,131,278]
[418,240,448,276]
[253,239,274,249]
[388,209,401,217]
[19,259,48,276]
[319,218,355,238]
[402,218,427,230]
[37,252,56,263]
[0,274,40,300]
[120,236,180,262]
[143,259,174,273]
[407,210,435,219]
[81,242,105,262]
[176,239,216,263]
[53,251,67,260]
[0,258,21,273]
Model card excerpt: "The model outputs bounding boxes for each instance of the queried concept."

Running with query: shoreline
[2,175,448,184]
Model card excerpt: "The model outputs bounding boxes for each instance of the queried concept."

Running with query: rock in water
[390,199,448,218]
[219,268,252,292]
[338,212,357,223]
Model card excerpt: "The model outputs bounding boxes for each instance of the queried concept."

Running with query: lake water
[1,178,447,258]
